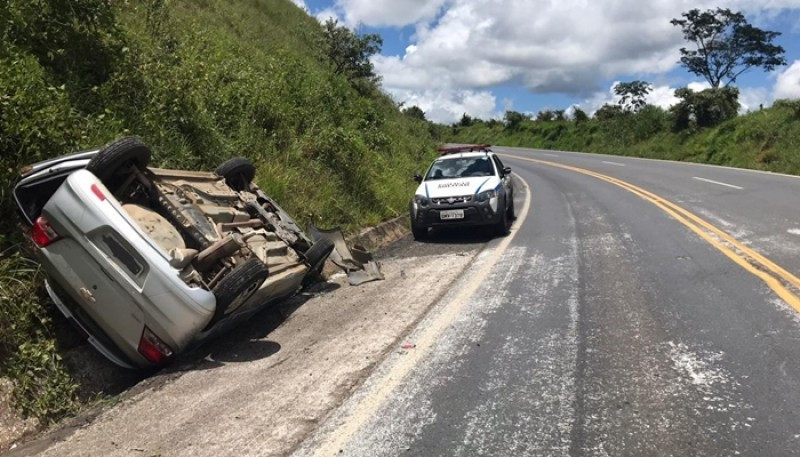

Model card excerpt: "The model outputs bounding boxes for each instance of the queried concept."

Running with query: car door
[491,154,513,203]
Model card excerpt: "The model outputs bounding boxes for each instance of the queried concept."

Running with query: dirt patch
[0,379,39,452]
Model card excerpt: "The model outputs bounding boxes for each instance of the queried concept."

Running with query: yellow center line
[503,153,800,312]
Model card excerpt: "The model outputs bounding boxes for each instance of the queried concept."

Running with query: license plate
[440,209,464,220]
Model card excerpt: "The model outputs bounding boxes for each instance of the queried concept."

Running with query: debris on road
[308,225,385,286]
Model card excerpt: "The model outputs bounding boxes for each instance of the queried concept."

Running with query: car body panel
[39,170,217,365]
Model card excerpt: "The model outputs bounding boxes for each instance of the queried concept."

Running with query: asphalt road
[295,147,800,457]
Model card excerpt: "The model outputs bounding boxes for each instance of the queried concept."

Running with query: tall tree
[614,81,652,113]
[671,8,786,88]
[320,19,383,83]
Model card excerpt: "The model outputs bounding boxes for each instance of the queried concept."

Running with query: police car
[409,144,515,240]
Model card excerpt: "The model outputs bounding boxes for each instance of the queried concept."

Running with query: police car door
[491,154,512,200]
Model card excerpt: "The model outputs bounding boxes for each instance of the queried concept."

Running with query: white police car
[409,145,515,240]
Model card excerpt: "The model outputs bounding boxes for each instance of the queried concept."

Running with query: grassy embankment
[446,102,800,173]
[0,0,435,422]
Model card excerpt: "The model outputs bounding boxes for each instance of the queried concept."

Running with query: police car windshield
[425,157,494,180]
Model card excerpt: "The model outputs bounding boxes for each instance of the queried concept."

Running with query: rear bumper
[45,280,136,369]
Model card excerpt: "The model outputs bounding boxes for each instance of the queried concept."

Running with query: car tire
[412,223,428,240]
[303,238,334,273]
[216,157,256,191]
[210,257,269,326]
[508,192,516,220]
[86,136,151,190]
[494,198,510,237]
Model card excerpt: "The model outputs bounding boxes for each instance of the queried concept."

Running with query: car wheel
[215,157,256,191]
[86,136,151,190]
[302,237,335,282]
[411,223,428,240]
[210,257,269,326]
[495,198,510,236]
[508,192,516,220]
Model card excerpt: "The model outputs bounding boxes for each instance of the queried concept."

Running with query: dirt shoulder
[9,232,488,457]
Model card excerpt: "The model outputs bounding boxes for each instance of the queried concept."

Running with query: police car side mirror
[503,167,512,175]
[413,174,423,183]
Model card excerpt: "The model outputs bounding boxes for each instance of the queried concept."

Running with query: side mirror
[503,167,512,175]
[413,174,423,184]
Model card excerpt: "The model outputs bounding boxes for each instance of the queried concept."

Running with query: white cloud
[315,7,340,24]
[311,0,799,118]
[774,60,800,100]
[335,0,449,27]
[367,0,792,96]
[390,89,498,124]
[342,0,798,116]
[739,87,771,112]
[290,0,308,10]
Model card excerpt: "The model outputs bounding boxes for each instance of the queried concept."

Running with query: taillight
[90,183,106,201]
[32,216,62,247]
[138,326,174,365]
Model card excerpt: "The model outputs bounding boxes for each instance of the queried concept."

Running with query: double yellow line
[505,154,800,311]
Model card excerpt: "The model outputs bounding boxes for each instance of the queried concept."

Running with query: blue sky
[295,0,800,123]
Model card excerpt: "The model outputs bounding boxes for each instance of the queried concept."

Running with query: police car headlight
[476,189,497,203]
[415,195,430,206]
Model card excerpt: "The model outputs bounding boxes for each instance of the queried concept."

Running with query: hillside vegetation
[446,101,800,174]
[0,0,435,422]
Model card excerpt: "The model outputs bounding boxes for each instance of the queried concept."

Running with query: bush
[670,86,740,130]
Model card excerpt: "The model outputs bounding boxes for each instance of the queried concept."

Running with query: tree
[594,103,624,120]
[572,107,589,124]
[614,81,652,113]
[402,105,426,121]
[671,8,786,88]
[320,19,383,82]
[670,86,740,130]
[457,113,474,127]
[504,110,528,130]
[536,110,555,122]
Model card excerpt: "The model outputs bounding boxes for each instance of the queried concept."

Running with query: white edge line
[692,176,744,190]
[602,161,626,167]
[310,175,533,457]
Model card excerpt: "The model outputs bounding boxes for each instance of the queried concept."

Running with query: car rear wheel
[86,136,151,191]
[209,257,269,326]
[215,157,256,191]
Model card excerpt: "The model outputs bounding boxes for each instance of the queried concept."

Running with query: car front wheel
[494,198,510,236]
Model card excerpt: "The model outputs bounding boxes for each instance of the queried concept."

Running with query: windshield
[425,156,495,180]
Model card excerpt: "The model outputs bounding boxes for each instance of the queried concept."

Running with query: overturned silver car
[14,137,333,368]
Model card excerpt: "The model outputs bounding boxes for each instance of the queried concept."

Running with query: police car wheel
[495,200,510,236]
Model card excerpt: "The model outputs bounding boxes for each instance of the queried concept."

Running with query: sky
[291,0,800,124]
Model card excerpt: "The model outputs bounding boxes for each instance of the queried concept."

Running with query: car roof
[433,152,493,161]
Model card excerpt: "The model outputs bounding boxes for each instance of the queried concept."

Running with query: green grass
[445,101,800,175]
[0,0,436,422]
